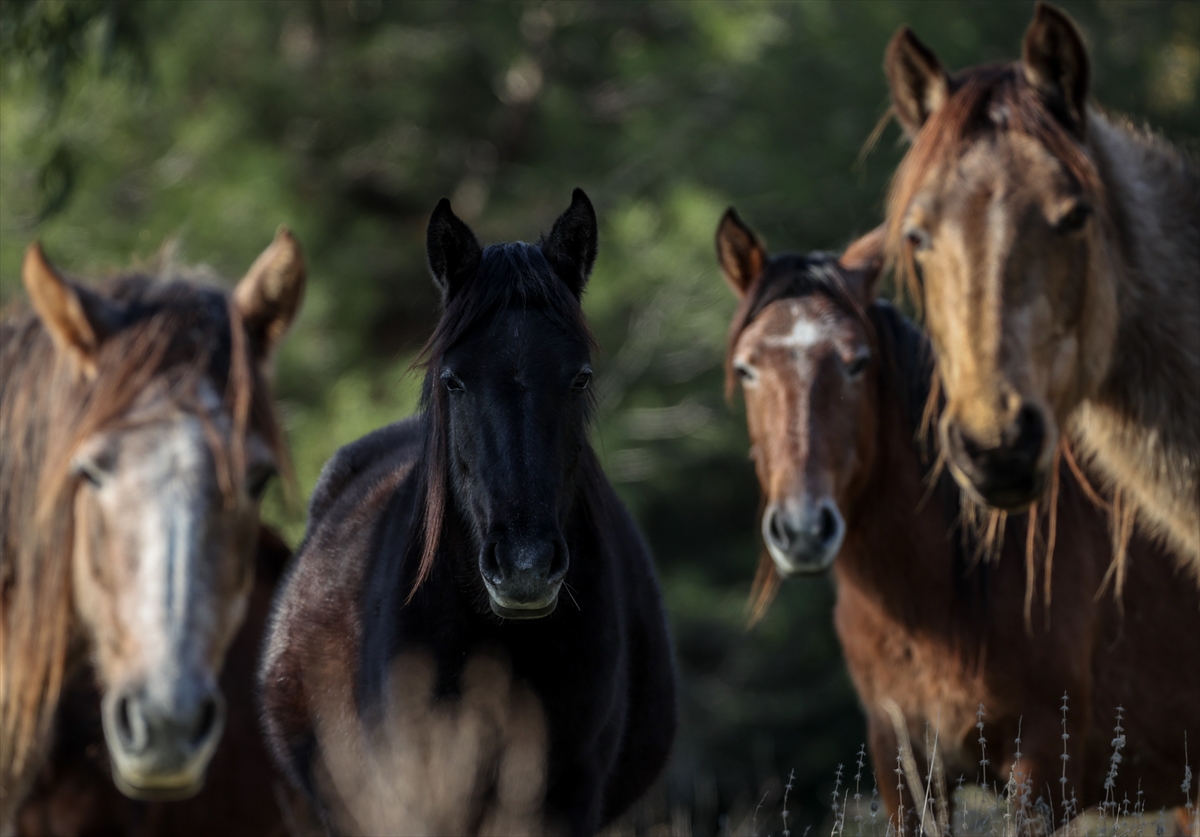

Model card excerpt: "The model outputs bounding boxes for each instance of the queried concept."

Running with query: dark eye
[247,466,277,500]
[845,351,870,380]
[72,447,115,488]
[1053,202,1091,233]
[572,368,592,391]
[734,362,757,384]
[76,461,104,488]
[904,225,931,252]
[442,370,465,393]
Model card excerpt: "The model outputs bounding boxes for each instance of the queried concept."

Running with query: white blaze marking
[764,303,832,350]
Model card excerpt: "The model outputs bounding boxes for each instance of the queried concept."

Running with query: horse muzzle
[943,406,1049,511]
[480,534,568,620]
[762,498,845,577]
[101,677,225,801]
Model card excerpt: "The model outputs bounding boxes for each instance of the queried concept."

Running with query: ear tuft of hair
[22,242,121,376]
[884,26,952,139]
[715,208,766,299]
[540,188,598,298]
[1021,1,1090,137]
[427,198,484,303]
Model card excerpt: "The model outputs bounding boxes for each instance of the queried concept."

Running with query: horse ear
[540,188,597,298]
[837,226,887,307]
[22,242,119,376]
[715,207,766,299]
[232,228,306,363]
[427,197,482,303]
[884,26,951,139]
[1022,1,1089,137]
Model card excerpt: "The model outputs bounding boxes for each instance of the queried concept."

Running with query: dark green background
[3,1,1196,831]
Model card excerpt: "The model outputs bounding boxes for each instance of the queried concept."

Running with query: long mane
[404,242,597,601]
[0,273,286,785]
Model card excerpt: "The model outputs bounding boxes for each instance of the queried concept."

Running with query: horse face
[885,6,1117,511]
[442,306,591,619]
[899,132,1112,511]
[733,296,875,576]
[69,379,276,799]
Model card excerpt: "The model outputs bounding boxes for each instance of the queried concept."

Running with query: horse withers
[0,232,303,825]
[718,212,1200,833]
[882,2,1200,575]
[260,190,676,836]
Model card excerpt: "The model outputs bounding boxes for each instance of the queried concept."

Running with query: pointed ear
[232,228,306,363]
[23,242,120,376]
[427,198,482,303]
[715,208,766,299]
[1022,1,1089,137]
[837,225,887,307]
[540,188,598,298]
[884,26,951,139]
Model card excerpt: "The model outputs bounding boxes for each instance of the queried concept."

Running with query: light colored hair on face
[0,278,283,795]
[883,64,1105,309]
[313,650,551,836]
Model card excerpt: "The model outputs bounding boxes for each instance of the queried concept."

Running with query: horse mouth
[766,541,840,578]
[110,766,206,801]
[948,456,1046,511]
[488,592,559,620]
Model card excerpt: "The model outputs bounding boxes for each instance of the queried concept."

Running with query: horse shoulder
[259,431,420,799]
[593,478,677,824]
[306,417,423,529]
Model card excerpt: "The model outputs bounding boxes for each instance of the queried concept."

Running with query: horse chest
[836,590,983,760]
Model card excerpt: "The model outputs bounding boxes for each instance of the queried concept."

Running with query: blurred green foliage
[2,0,1196,830]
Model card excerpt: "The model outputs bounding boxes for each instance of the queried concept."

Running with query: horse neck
[1078,112,1200,555]
[1087,111,1200,429]
[835,364,960,618]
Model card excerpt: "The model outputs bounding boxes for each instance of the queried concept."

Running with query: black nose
[481,535,568,606]
[109,681,224,761]
[945,404,1046,509]
[763,498,844,572]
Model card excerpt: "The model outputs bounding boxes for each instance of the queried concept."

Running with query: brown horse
[717,213,1200,832]
[15,527,308,837]
[881,2,1200,579]
[0,234,303,827]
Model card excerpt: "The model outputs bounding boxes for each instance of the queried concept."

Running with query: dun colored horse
[15,528,306,837]
[882,2,1200,577]
[0,234,303,828]
[717,213,1199,832]
[260,190,675,836]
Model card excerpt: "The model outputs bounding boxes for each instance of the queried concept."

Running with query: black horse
[260,190,676,836]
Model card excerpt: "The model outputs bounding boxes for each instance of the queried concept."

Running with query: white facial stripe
[128,415,212,683]
[763,303,833,350]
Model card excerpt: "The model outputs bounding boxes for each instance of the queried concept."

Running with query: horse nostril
[480,540,504,585]
[818,505,838,545]
[191,696,219,747]
[115,693,148,754]
[1010,405,1045,463]
[768,508,790,550]
[547,540,569,582]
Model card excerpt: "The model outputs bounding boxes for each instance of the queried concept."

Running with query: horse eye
[845,352,870,380]
[76,462,104,488]
[442,370,465,393]
[572,368,593,391]
[735,362,757,384]
[247,466,277,500]
[904,226,931,252]
[1054,202,1091,233]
